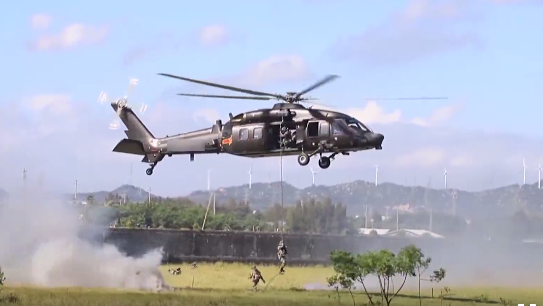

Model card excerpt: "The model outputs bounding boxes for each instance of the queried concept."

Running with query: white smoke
[0,189,164,290]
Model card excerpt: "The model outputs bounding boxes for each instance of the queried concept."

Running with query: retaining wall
[101,228,484,264]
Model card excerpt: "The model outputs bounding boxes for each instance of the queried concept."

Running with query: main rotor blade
[159,73,283,99]
[178,94,272,100]
[299,100,335,109]
[365,97,448,101]
[294,75,340,99]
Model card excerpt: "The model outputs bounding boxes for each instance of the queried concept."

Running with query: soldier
[168,267,181,275]
[248,266,265,290]
[277,240,288,274]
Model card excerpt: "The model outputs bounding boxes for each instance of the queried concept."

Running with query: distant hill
[1,180,542,218]
[72,184,156,203]
[187,180,543,218]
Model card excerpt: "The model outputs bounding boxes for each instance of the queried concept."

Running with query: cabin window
[319,122,330,136]
[331,122,343,135]
[307,122,320,137]
[253,127,262,139]
[239,128,249,140]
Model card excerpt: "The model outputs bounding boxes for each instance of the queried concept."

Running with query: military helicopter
[105,74,445,175]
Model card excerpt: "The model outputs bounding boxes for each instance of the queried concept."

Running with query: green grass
[0,263,540,305]
[160,262,332,290]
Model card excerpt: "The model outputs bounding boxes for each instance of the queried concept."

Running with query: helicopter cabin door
[305,120,330,148]
[231,125,265,154]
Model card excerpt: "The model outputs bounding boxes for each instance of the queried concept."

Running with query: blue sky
[1,0,543,196]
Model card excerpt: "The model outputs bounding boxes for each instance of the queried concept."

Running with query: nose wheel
[318,156,331,169]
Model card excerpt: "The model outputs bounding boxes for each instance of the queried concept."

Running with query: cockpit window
[346,118,371,132]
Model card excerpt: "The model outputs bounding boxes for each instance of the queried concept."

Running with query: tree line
[81,192,543,238]
[82,195,358,235]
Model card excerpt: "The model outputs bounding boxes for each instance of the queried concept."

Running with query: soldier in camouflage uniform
[277,240,288,274]
[249,266,265,290]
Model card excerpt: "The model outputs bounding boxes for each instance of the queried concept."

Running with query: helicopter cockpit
[345,117,372,133]
[331,118,373,135]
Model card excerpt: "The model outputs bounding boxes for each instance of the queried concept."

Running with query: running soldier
[277,240,288,274]
[248,266,265,290]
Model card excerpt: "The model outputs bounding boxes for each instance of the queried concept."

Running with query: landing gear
[318,156,331,169]
[297,153,310,166]
[146,162,157,176]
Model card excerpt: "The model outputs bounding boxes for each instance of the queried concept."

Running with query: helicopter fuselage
[110,101,384,175]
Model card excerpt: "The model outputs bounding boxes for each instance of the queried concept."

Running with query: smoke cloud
[0,188,164,290]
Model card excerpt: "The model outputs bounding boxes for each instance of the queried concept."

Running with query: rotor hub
[117,99,127,108]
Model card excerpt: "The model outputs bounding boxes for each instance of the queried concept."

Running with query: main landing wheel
[297,153,310,166]
[318,156,331,169]
[146,168,154,176]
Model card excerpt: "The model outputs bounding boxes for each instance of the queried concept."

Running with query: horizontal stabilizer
[112,139,145,155]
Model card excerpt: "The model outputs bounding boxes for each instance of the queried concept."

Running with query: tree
[398,245,431,306]
[328,250,373,305]
[0,266,5,290]
[328,246,441,306]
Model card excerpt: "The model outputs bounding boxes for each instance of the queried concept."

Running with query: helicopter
[105,74,445,175]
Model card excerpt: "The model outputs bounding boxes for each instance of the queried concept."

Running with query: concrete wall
[104,228,448,264]
[103,228,543,269]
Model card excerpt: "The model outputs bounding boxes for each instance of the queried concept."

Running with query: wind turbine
[374,165,379,186]
[249,161,254,189]
[539,165,542,189]
[310,167,318,186]
[523,159,527,185]
[443,168,448,190]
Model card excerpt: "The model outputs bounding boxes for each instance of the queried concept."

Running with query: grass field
[0,263,541,305]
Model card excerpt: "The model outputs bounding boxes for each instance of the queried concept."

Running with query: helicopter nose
[367,133,384,149]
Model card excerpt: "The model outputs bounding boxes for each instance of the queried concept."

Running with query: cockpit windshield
[345,118,372,132]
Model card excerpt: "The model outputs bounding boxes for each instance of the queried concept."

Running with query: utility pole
[23,168,27,189]
[396,207,399,231]
[429,209,433,232]
[213,193,216,215]
[74,180,78,204]
[148,187,151,205]
[364,205,368,228]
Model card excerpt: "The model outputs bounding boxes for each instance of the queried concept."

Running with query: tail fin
[111,102,154,141]
[111,102,157,159]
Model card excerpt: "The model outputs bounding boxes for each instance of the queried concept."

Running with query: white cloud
[335,0,482,66]
[28,23,108,51]
[197,24,230,47]
[410,104,462,126]
[314,100,459,126]
[241,55,311,86]
[394,147,445,167]
[347,101,402,125]
[24,94,73,116]
[31,14,52,30]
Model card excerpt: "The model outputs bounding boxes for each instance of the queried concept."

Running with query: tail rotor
[97,78,148,130]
